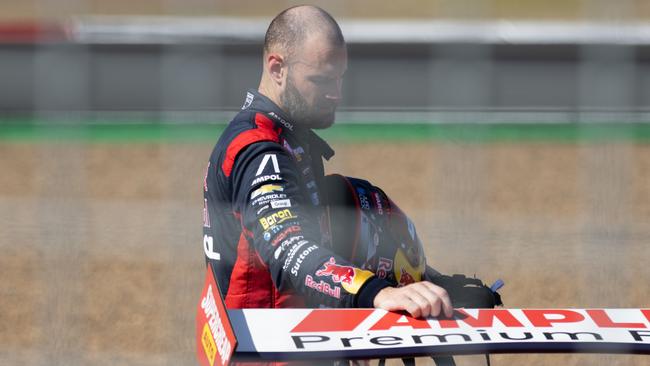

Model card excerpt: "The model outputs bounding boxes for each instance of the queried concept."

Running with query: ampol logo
[285,308,650,352]
[291,309,650,333]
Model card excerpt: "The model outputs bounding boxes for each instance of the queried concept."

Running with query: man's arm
[231,141,451,315]
[231,141,386,307]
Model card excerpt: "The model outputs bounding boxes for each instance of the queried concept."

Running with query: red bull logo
[316,257,355,284]
[399,267,416,286]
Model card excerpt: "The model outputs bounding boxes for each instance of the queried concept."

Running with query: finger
[405,289,432,318]
[433,288,453,317]
[421,282,454,318]
[403,298,422,318]
[409,283,443,318]
[390,288,425,318]
[375,288,414,314]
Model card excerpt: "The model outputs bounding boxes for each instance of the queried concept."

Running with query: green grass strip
[1,121,649,143]
[0,123,226,142]
[318,123,650,143]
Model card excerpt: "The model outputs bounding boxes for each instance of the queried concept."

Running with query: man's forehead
[291,37,347,72]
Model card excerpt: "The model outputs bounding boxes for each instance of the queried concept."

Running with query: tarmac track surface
[1,141,649,366]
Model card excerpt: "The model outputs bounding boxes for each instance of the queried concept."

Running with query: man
[202,5,452,319]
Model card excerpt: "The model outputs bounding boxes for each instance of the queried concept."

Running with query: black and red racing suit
[202,89,390,309]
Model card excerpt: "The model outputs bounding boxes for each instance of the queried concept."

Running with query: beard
[281,76,336,130]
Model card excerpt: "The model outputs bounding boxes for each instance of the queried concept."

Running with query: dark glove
[425,267,503,309]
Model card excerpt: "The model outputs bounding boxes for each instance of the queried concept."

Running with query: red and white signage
[229,308,650,361]
[195,266,650,363]
[196,264,237,366]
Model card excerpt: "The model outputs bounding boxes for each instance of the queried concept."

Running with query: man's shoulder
[213,110,284,178]
[216,110,256,146]
[219,109,283,146]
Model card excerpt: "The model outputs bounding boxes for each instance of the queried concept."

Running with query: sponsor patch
[373,192,384,215]
[394,249,423,287]
[281,140,304,161]
[251,174,282,186]
[203,162,210,192]
[399,267,416,286]
[203,235,220,260]
[229,307,650,357]
[251,184,283,199]
[316,257,374,295]
[201,323,217,365]
[275,237,306,260]
[271,199,291,209]
[269,111,294,131]
[305,275,341,299]
[262,225,285,241]
[283,241,308,271]
[256,154,280,176]
[293,146,305,162]
[203,198,211,228]
[242,91,254,110]
[357,188,370,210]
[282,139,294,155]
[256,204,270,216]
[259,209,296,230]
[316,257,356,284]
[290,245,318,276]
[271,225,302,247]
[197,266,236,366]
[377,257,393,280]
[251,193,287,207]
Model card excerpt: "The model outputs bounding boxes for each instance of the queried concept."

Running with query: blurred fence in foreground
[2,17,650,123]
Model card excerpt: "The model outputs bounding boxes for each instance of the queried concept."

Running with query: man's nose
[325,79,343,101]
[325,93,340,102]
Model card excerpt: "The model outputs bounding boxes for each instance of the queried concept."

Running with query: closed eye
[309,76,332,84]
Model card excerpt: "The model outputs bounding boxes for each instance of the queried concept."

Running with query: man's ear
[267,53,286,86]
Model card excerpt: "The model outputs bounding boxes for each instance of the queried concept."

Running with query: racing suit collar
[244,89,335,161]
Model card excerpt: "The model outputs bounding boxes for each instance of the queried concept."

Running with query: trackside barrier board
[196,264,237,366]
[228,308,650,361]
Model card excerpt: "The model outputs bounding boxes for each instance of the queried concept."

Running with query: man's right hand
[373,281,453,318]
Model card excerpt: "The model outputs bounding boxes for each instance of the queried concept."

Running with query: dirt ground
[0,139,649,365]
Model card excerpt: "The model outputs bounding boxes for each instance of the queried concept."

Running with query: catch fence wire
[1,1,649,366]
